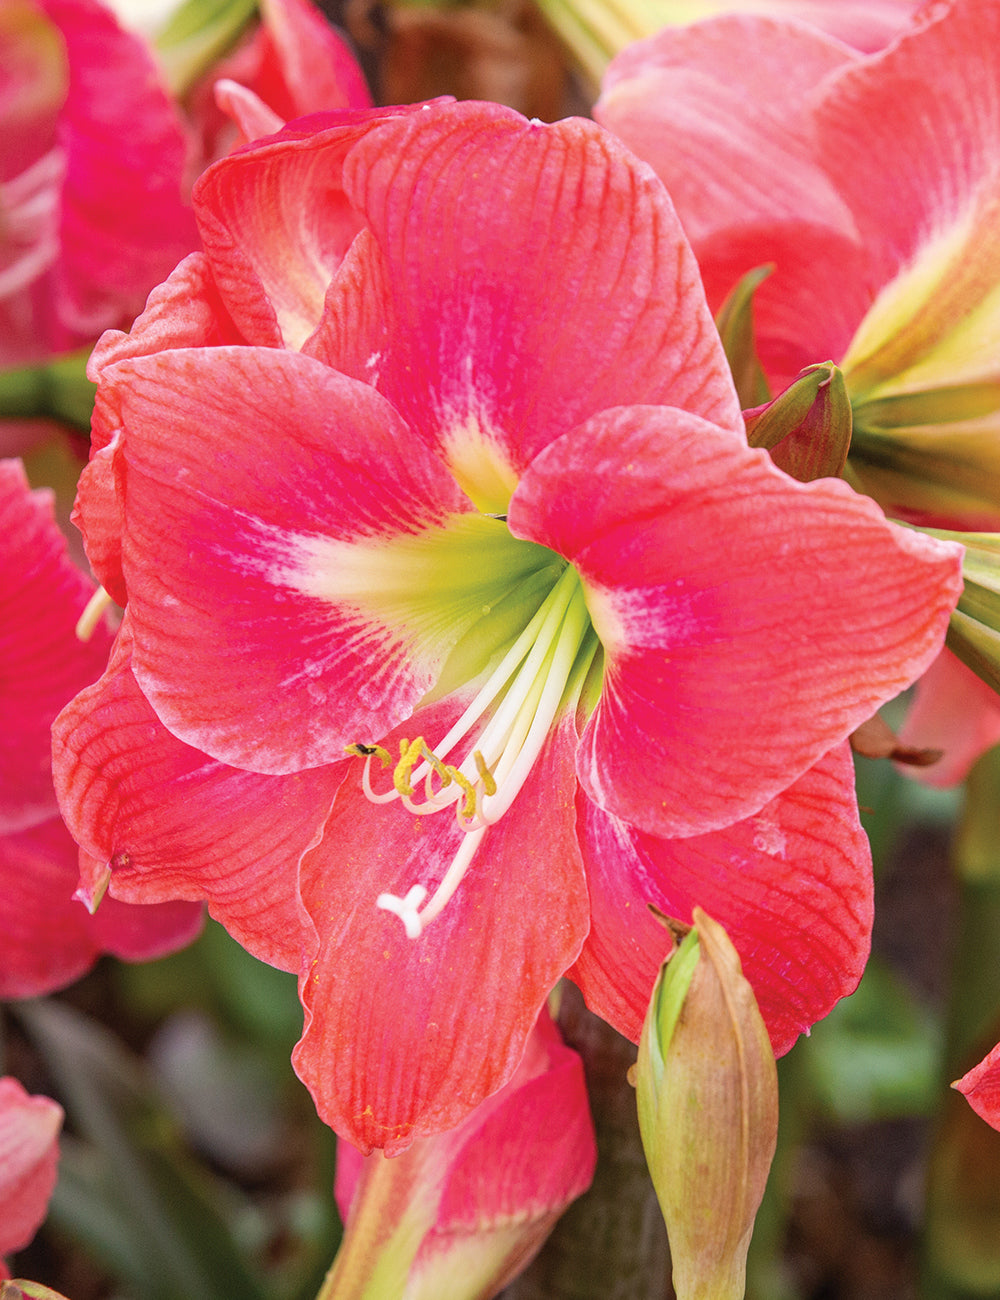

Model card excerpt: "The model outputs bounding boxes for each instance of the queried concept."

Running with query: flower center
[347,561,598,938]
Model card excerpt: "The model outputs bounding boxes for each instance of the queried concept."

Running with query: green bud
[636,909,778,1300]
[745,362,852,482]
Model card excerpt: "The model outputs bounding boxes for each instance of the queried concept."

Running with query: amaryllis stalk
[53,100,962,1152]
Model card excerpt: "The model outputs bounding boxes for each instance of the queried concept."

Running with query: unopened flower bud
[745,362,852,482]
[635,908,778,1300]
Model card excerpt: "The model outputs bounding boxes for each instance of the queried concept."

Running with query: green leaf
[0,351,95,431]
[714,264,773,409]
[801,957,941,1122]
[15,1000,271,1300]
[155,0,258,96]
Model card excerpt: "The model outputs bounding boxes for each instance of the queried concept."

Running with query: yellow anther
[445,765,479,820]
[474,750,497,796]
[421,745,453,788]
[392,737,426,797]
[344,742,392,766]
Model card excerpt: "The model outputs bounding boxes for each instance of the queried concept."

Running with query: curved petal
[0,816,201,998]
[816,2,1000,397]
[510,405,963,837]
[332,100,741,489]
[192,109,411,348]
[897,649,1000,788]
[571,742,871,1055]
[0,0,66,184]
[0,458,112,834]
[52,618,340,971]
[254,0,372,117]
[293,702,588,1153]
[39,0,197,339]
[76,254,244,603]
[954,1041,1000,1131]
[0,1077,62,1260]
[694,219,878,392]
[817,0,1000,282]
[596,16,857,246]
[104,345,468,773]
[87,253,242,392]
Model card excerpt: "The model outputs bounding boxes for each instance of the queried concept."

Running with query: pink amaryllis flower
[0,0,197,368]
[183,0,372,168]
[53,100,962,1152]
[1,458,202,996]
[596,0,1000,784]
[0,1077,62,1278]
[328,1005,595,1297]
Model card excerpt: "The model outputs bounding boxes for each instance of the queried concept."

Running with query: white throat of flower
[347,563,596,939]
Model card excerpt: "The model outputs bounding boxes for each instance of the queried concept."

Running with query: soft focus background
[6,2,1000,1297]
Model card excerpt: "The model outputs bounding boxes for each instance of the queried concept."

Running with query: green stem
[499,983,672,1300]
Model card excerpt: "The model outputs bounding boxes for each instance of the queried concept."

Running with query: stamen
[474,750,497,796]
[76,587,113,642]
[345,742,391,765]
[376,884,428,939]
[393,736,427,797]
[352,564,596,940]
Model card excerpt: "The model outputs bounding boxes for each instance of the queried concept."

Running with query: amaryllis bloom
[54,100,962,1152]
[596,0,1000,781]
[0,1078,62,1278]
[1,458,201,996]
[183,0,372,169]
[597,0,1000,527]
[0,0,196,368]
[534,0,918,89]
[328,1007,595,1298]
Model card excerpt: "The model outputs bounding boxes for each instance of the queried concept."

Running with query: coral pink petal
[255,0,372,116]
[955,1041,1000,1130]
[0,1077,62,1259]
[53,618,341,972]
[430,1008,596,1234]
[0,816,200,998]
[38,0,196,339]
[109,347,468,773]
[816,0,1000,275]
[897,649,1000,789]
[192,112,402,348]
[72,429,126,606]
[597,16,857,247]
[0,0,65,183]
[87,253,242,388]
[0,459,112,834]
[87,891,203,964]
[76,255,244,604]
[293,703,588,1153]
[334,100,740,477]
[213,79,285,145]
[511,405,963,838]
[695,218,879,392]
[571,742,872,1055]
